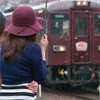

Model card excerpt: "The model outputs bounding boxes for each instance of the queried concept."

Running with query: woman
[0,15,40,93]
[0,11,6,87]
[0,6,48,100]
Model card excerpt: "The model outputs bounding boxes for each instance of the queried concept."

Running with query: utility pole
[44,0,48,34]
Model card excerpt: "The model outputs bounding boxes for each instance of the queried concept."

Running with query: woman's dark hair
[0,12,6,36]
[3,33,38,62]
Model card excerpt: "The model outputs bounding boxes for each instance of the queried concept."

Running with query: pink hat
[37,17,44,28]
[5,16,44,31]
[4,6,44,36]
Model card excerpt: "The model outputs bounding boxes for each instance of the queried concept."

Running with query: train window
[51,14,69,37]
[95,14,100,37]
[37,16,44,43]
[38,30,44,43]
[76,17,87,36]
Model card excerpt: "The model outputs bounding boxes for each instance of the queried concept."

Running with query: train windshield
[95,14,100,36]
[51,14,69,37]
[76,17,87,36]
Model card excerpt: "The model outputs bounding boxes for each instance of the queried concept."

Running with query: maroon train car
[4,0,100,87]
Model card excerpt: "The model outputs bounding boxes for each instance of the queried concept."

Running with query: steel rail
[42,86,99,100]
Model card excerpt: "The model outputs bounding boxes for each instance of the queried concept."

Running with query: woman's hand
[39,34,48,50]
[39,34,48,61]
[26,81,39,93]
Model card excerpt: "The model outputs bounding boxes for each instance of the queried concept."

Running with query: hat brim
[37,17,44,27]
[5,16,12,29]
[4,16,43,36]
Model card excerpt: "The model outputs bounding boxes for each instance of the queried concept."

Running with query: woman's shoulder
[26,42,41,51]
[25,42,41,56]
[27,42,40,47]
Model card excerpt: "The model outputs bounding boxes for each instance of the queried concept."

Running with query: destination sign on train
[55,15,65,18]
[52,14,68,19]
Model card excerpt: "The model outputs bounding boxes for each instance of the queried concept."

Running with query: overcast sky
[0,0,35,12]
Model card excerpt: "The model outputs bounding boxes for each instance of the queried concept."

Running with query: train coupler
[59,69,95,86]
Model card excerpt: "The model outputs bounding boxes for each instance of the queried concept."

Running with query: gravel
[37,90,85,100]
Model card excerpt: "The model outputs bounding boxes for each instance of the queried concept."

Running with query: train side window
[37,16,45,43]
[76,17,87,36]
[51,14,69,37]
[94,14,100,37]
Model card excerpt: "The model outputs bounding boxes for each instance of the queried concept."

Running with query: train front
[43,0,100,87]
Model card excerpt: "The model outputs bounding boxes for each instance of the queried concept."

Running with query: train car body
[3,0,100,87]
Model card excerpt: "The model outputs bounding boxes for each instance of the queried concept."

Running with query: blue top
[0,42,47,85]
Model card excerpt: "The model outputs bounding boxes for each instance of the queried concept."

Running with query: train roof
[3,0,100,17]
[32,0,100,12]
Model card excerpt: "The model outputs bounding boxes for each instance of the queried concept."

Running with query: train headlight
[98,45,100,51]
[83,1,88,5]
[76,1,88,6]
[53,45,66,52]
[60,46,65,51]
[77,1,82,6]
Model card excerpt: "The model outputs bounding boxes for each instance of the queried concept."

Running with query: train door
[72,11,92,64]
[93,13,100,64]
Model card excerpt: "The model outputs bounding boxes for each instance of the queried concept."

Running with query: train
[3,0,100,88]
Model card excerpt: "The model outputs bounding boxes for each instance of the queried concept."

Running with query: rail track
[42,86,99,100]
